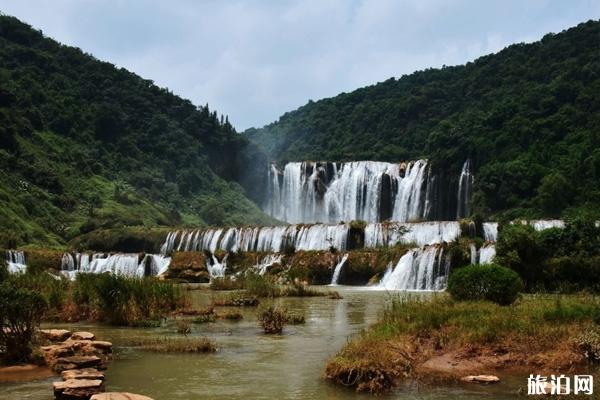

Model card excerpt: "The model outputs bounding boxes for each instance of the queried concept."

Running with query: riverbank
[325,293,597,393]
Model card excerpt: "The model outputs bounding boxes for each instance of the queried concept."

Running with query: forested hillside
[0,15,273,247]
[247,20,600,220]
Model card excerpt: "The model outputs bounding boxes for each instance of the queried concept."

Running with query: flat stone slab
[54,378,103,399]
[461,375,500,383]
[71,331,95,341]
[90,341,113,352]
[40,329,72,342]
[61,368,105,381]
[55,355,102,371]
[91,393,154,400]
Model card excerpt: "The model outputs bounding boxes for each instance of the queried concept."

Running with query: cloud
[0,0,598,130]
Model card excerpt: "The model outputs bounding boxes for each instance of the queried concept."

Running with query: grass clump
[257,306,288,334]
[218,310,243,320]
[286,312,305,325]
[210,276,243,290]
[212,294,260,307]
[193,314,216,324]
[325,294,597,393]
[124,337,217,353]
[176,319,192,335]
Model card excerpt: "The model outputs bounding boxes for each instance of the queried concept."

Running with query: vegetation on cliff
[0,14,273,248]
[248,20,600,220]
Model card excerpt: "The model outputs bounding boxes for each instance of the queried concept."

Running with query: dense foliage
[0,15,273,247]
[248,20,600,220]
[447,263,523,305]
[0,279,47,362]
[496,218,600,292]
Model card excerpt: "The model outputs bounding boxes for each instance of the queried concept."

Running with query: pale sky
[1,0,598,130]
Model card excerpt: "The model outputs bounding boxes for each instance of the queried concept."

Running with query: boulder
[41,329,72,342]
[71,331,95,341]
[461,375,500,383]
[61,368,105,381]
[90,393,154,400]
[54,355,102,372]
[53,378,103,399]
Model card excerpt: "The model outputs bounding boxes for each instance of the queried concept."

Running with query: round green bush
[447,263,523,305]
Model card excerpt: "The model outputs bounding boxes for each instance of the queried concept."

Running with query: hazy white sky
[1,0,598,130]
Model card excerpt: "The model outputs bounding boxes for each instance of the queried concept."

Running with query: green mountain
[247,20,600,220]
[0,14,273,248]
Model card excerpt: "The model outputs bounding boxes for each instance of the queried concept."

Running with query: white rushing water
[254,254,283,275]
[377,246,449,291]
[330,253,349,285]
[60,252,171,279]
[206,254,228,278]
[478,244,496,264]
[456,160,474,219]
[5,250,27,274]
[161,224,350,254]
[265,159,472,224]
[364,221,461,247]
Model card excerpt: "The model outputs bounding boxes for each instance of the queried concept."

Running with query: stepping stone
[71,331,95,341]
[54,355,102,372]
[91,393,154,400]
[461,375,500,383]
[61,368,105,381]
[53,378,103,399]
[90,341,113,352]
[40,329,72,342]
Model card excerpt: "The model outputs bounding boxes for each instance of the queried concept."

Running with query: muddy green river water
[1,287,527,399]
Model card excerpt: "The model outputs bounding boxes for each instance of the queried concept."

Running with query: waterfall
[254,254,283,275]
[377,246,449,291]
[529,220,565,231]
[456,160,474,219]
[330,253,349,285]
[160,223,350,254]
[60,252,170,279]
[391,160,429,222]
[364,221,461,247]
[478,245,496,264]
[5,250,26,274]
[265,159,470,223]
[470,243,478,264]
[207,254,228,278]
[482,222,498,242]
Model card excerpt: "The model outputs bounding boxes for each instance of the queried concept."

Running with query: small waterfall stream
[377,246,449,291]
[330,254,349,285]
[5,250,26,274]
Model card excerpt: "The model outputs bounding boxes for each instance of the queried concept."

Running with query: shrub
[575,327,600,362]
[0,281,47,362]
[123,337,217,353]
[210,276,243,290]
[257,306,288,334]
[218,310,243,320]
[447,263,523,305]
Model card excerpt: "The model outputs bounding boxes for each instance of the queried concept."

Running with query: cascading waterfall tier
[377,245,450,291]
[161,224,350,254]
[364,221,461,247]
[60,252,171,279]
[265,159,472,223]
[5,250,27,274]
